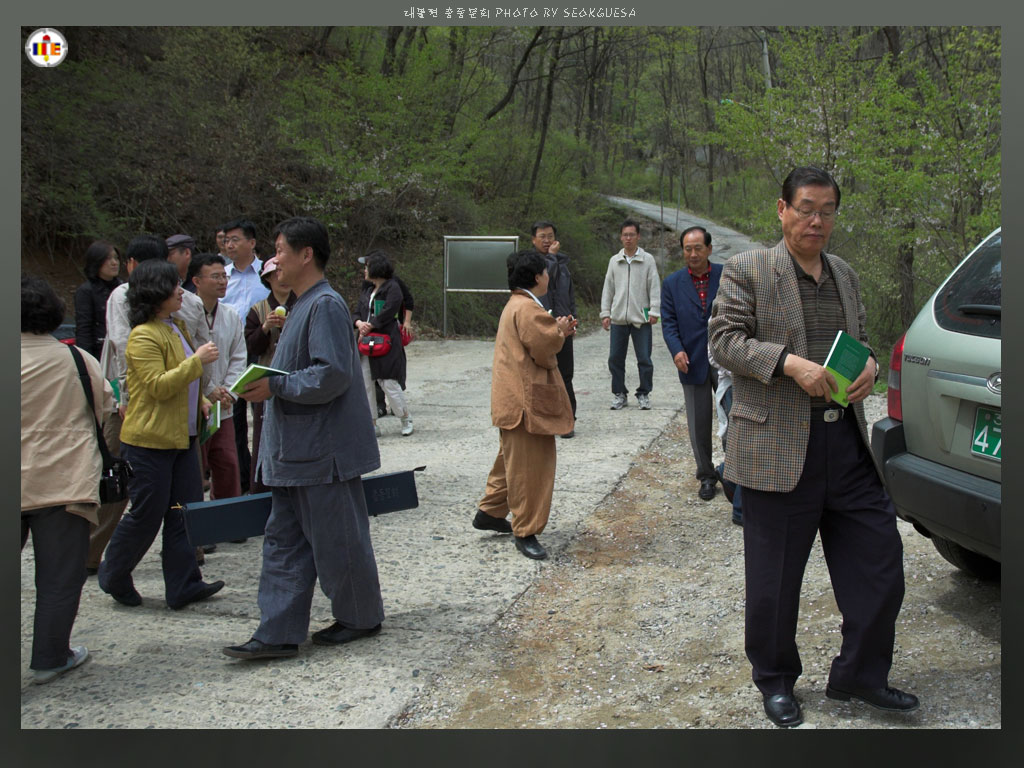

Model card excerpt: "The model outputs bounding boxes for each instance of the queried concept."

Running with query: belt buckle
[823,408,841,422]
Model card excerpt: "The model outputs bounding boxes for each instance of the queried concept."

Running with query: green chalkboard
[444,236,518,291]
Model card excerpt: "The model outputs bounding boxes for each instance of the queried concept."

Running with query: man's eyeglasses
[787,203,838,221]
[225,236,250,245]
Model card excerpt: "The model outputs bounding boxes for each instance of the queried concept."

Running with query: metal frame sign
[442,235,518,335]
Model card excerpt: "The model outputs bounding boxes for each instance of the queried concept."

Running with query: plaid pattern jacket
[708,240,875,493]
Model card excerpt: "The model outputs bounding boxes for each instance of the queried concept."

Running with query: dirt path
[395,408,1001,729]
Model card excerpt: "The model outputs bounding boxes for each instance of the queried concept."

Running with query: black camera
[98,459,134,504]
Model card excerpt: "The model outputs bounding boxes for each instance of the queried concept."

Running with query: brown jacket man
[707,166,915,728]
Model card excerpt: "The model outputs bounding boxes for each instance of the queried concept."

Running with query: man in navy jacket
[661,226,724,501]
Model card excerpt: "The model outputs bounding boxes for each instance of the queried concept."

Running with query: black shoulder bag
[68,345,134,504]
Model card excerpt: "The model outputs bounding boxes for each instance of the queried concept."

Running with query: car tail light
[887,333,905,421]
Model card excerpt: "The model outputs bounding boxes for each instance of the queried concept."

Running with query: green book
[199,401,221,445]
[228,363,288,395]
[823,330,871,408]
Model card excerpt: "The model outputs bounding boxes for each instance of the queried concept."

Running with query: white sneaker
[610,393,627,410]
[33,645,89,685]
[637,393,651,410]
[401,417,414,436]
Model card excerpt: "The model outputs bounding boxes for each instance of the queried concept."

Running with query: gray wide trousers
[253,477,385,645]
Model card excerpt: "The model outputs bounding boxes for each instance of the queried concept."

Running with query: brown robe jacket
[491,291,573,436]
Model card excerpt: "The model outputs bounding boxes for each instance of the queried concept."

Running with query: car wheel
[930,536,1001,581]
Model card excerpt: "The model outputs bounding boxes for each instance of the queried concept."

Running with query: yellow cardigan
[120,317,206,450]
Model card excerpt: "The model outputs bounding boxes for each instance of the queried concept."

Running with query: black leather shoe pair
[168,580,225,610]
[763,693,803,727]
[514,535,548,560]
[312,622,382,646]
[472,509,512,534]
[826,683,920,712]
[698,478,717,501]
[222,639,299,660]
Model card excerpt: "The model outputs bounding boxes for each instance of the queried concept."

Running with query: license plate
[971,406,1001,461]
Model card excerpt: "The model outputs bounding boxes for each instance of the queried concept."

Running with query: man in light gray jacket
[600,218,661,410]
[223,216,385,660]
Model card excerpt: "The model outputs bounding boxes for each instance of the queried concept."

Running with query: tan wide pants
[478,422,556,538]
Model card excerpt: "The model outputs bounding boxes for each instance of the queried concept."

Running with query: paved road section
[605,195,768,265]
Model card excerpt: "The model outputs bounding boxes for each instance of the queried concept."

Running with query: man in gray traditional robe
[223,216,385,659]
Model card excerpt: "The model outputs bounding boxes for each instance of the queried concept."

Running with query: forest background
[20,25,1000,361]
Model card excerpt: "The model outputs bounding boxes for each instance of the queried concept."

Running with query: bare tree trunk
[485,27,545,121]
[381,26,402,76]
[526,28,565,214]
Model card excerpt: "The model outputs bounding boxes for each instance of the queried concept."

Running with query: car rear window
[933,233,1001,340]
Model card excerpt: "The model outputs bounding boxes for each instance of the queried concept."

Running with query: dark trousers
[98,440,206,607]
[557,335,576,418]
[742,415,904,696]
[233,403,251,493]
[21,506,89,670]
[609,322,653,396]
[682,367,719,481]
[253,478,385,645]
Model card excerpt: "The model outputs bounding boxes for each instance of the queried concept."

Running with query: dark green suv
[872,228,1001,580]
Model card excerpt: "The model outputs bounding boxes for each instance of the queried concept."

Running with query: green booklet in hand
[228,363,288,395]
[824,330,871,408]
[199,400,221,445]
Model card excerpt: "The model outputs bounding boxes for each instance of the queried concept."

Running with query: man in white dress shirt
[221,219,269,493]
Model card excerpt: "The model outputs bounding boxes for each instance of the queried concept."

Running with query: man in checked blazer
[708,166,918,728]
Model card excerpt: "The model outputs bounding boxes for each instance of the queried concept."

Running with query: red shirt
[689,267,711,313]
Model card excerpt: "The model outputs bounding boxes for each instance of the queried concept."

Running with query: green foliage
[21,25,999,344]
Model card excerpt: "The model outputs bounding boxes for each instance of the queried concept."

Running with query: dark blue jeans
[98,439,206,607]
[608,323,653,396]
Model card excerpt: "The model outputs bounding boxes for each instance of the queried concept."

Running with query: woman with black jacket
[74,241,122,358]
[355,250,412,436]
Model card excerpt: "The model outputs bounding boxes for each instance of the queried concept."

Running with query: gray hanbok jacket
[258,279,380,486]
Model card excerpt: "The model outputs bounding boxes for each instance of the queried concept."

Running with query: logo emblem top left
[25,28,68,68]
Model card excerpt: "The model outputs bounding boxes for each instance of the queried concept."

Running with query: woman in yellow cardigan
[98,259,225,609]
[473,250,576,560]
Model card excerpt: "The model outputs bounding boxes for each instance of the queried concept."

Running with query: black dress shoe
[560,429,575,438]
[312,622,382,646]
[514,535,548,560]
[168,580,225,610]
[222,639,298,659]
[763,694,803,727]
[200,543,218,554]
[698,478,717,501]
[826,683,920,712]
[107,587,143,607]
[472,509,512,534]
